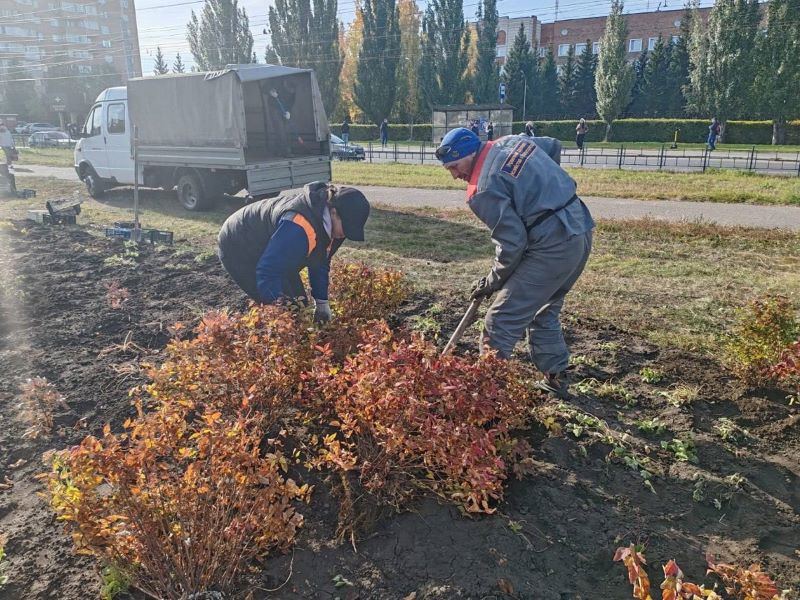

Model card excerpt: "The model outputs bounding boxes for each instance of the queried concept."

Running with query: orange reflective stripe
[292,214,317,256]
[466,140,495,200]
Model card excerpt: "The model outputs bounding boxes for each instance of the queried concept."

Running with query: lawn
[6,175,799,354]
[333,161,800,205]
[16,147,75,168]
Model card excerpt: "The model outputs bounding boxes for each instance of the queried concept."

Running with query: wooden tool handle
[442,298,482,356]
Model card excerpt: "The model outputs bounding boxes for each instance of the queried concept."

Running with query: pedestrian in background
[486,121,494,141]
[575,118,589,150]
[0,121,17,165]
[707,117,720,151]
[341,117,350,146]
[380,118,389,147]
[524,121,535,137]
[471,120,480,136]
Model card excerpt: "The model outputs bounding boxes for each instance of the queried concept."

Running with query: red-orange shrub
[329,262,408,323]
[316,321,541,514]
[46,405,308,599]
[769,340,800,401]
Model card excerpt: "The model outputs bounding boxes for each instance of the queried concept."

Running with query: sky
[136,0,717,74]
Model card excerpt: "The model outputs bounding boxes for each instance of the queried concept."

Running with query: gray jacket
[467,135,594,291]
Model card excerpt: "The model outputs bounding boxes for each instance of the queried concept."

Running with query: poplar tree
[394,0,421,121]
[503,23,535,120]
[267,0,342,114]
[354,0,401,125]
[153,46,170,75]
[186,0,254,70]
[754,0,800,144]
[665,11,691,116]
[473,0,499,103]
[418,0,471,107]
[573,40,597,118]
[595,0,634,140]
[338,9,365,121]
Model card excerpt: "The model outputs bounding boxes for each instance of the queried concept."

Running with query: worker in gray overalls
[435,127,594,396]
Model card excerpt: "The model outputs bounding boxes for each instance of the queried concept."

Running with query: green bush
[331,123,433,142]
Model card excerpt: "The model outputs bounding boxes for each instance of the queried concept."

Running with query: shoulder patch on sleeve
[500,139,536,178]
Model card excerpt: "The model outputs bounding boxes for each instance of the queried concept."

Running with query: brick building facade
[0,0,142,83]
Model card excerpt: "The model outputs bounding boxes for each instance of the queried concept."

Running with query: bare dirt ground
[0,221,797,599]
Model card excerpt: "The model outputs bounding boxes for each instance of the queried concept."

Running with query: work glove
[313,299,332,324]
[470,276,495,301]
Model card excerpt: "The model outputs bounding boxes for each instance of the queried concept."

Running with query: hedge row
[331,119,800,145]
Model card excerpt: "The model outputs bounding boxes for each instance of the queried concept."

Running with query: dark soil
[0,222,797,600]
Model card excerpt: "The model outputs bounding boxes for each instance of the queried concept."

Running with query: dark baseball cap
[335,187,370,241]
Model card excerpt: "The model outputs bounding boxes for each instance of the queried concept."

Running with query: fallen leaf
[497,578,514,595]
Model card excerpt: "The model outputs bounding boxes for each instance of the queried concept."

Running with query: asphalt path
[11,164,800,231]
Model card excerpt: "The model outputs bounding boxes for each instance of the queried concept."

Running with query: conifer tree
[172,52,186,73]
[355,0,401,125]
[473,0,499,103]
[153,46,170,75]
[558,44,578,117]
[502,23,535,120]
[640,36,670,116]
[538,48,559,119]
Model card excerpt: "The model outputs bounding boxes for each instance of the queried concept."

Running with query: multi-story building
[539,6,712,67]
[495,16,540,66]
[0,0,142,83]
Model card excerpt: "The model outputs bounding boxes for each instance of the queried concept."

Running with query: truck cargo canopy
[128,64,329,150]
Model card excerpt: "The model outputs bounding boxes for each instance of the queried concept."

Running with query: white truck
[74,64,332,211]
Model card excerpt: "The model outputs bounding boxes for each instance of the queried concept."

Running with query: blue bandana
[436,127,480,164]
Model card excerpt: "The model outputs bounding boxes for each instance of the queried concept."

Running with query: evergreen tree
[640,36,670,116]
[187,0,254,70]
[267,0,342,115]
[753,0,800,144]
[0,63,43,120]
[153,46,170,75]
[173,52,186,73]
[626,49,648,116]
[538,49,560,119]
[473,0,499,103]
[665,12,691,116]
[354,0,401,125]
[688,0,760,133]
[573,40,597,118]
[418,0,471,107]
[595,0,634,140]
[503,23,535,120]
[393,0,421,121]
[558,44,578,117]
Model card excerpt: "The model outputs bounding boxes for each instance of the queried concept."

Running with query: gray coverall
[467,135,595,373]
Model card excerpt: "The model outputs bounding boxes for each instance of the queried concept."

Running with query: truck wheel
[84,171,106,198]
[176,173,210,211]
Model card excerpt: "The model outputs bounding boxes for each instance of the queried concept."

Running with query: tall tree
[339,8,365,121]
[558,44,578,117]
[753,0,800,144]
[417,0,471,107]
[503,23,535,120]
[626,49,648,116]
[538,49,560,119]
[187,0,254,71]
[173,52,186,73]
[687,0,760,134]
[354,0,401,125]
[393,0,421,121]
[268,0,342,115]
[640,36,670,116]
[473,0,499,103]
[153,46,170,75]
[665,11,692,116]
[595,0,634,140]
[573,40,598,118]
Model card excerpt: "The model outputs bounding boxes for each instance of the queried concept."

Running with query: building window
[629,38,642,53]
[575,42,587,55]
[558,43,571,57]
[648,37,658,50]
[101,39,112,48]
[105,55,114,63]
[593,41,600,54]
[538,46,548,57]
[496,46,506,58]
[672,35,680,44]
[78,65,92,74]
[496,30,506,45]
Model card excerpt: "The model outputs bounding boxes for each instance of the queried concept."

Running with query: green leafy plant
[725,294,798,384]
[570,354,600,368]
[104,241,141,268]
[639,367,665,384]
[635,417,665,435]
[0,534,8,588]
[100,564,130,600]
[408,304,444,339]
[574,378,636,405]
[660,438,698,463]
[714,418,748,443]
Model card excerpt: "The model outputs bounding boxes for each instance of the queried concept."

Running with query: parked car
[29,131,74,148]
[330,134,365,161]
[22,123,59,134]
[14,122,28,134]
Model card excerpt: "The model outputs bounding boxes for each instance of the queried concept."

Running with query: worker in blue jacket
[217,182,370,322]
[435,127,594,396]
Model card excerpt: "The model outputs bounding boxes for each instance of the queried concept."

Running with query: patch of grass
[3,177,800,356]
[573,378,636,406]
[408,303,444,339]
[660,384,701,407]
[639,367,665,384]
[570,354,600,368]
[713,417,749,443]
[16,147,74,168]
[332,162,800,205]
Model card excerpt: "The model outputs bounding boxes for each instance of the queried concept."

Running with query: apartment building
[495,15,540,66]
[0,0,142,83]
[539,6,712,66]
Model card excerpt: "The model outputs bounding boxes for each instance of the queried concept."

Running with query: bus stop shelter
[431,104,514,142]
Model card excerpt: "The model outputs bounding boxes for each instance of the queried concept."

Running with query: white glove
[284,111,291,120]
[313,299,332,323]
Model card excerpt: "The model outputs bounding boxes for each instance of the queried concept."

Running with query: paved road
[12,164,800,231]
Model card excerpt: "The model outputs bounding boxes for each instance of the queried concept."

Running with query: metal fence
[355,141,800,177]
